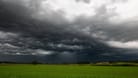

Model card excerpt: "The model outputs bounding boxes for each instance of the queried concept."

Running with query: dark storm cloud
[0,0,136,47]
[0,0,138,63]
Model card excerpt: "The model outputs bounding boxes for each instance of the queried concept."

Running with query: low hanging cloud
[48,43,84,50]
[35,49,55,55]
[0,31,18,39]
[106,40,138,49]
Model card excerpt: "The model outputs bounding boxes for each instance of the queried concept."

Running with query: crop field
[0,64,138,78]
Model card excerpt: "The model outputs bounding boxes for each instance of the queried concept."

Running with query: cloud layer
[0,0,138,63]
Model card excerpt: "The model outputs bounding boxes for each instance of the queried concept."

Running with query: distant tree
[32,60,39,65]
[77,61,90,64]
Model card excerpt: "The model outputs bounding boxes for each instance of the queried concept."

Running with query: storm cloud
[0,0,138,63]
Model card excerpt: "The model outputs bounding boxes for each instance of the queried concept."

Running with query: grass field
[0,64,138,78]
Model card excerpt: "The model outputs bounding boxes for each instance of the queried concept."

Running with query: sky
[0,0,138,63]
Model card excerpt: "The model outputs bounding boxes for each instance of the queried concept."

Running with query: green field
[0,64,138,78]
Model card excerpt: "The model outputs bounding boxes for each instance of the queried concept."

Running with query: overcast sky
[0,0,138,63]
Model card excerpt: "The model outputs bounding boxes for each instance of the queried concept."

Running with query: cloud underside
[106,41,138,49]
[0,0,138,62]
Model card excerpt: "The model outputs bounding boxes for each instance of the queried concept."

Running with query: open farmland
[0,64,138,78]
